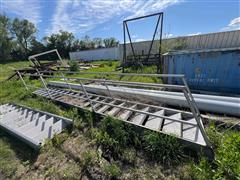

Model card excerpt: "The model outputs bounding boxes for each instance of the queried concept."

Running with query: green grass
[0,139,18,177]
[192,127,240,179]
[0,61,31,81]
[0,60,240,179]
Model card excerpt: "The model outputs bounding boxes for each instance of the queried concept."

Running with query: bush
[191,157,214,180]
[121,148,137,165]
[90,117,129,157]
[214,132,240,179]
[192,130,240,179]
[143,131,183,165]
[206,123,222,149]
[103,163,121,178]
[100,116,128,147]
[68,60,79,71]
[82,150,98,169]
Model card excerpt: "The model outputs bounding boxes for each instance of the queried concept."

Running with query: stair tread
[162,113,182,136]
[33,117,55,141]
[0,103,72,148]
[25,117,54,137]
[97,101,115,114]
[17,114,46,132]
[118,104,137,120]
[34,88,208,147]
[145,110,164,130]
[107,102,125,116]
[1,108,27,124]
[130,107,149,125]
[51,119,64,136]
[182,118,205,144]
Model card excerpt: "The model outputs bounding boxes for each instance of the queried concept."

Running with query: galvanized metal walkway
[0,103,72,149]
[33,87,207,146]
[17,70,212,149]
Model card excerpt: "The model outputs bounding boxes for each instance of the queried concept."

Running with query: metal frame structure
[17,70,212,148]
[123,12,164,73]
[28,49,63,67]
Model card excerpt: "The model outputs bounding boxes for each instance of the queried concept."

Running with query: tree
[103,37,119,48]
[43,30,75,58]
[93,37,103,48]
[82,35,95,49]
[30,37,46,55]
[0,14,13,62]
[11,18,37,59]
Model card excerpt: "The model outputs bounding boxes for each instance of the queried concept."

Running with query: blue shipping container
[163,48,240,95]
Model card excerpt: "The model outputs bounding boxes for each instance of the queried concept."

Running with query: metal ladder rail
[45,87,195,116]
[19,72,204,123]
[36,69,53,99]
[181,76,211,147]
[35,88,198,127]
[19,71,211,147]
[34,88,206,145]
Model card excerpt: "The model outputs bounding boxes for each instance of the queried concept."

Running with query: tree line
[0,14,119,61]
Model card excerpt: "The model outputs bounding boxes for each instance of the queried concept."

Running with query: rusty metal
[122,12,164,73]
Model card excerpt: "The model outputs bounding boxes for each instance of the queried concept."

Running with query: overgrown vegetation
[192,127,240,180]
[89,116,183,165]
[143,131,183,164]
[0,60,240,179]
[68,60,79,71]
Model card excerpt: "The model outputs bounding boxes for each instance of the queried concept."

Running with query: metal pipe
[36,69,52,99]
[48,81,240,117]
[79,80,95,112]
[37,70,185,78]
[158,13,164,73]
[17,71,29,90]
[20,73,185,90]
[123,21,126,73]
[48,87,193,115]
[125,22,137,61]
[124,12,163,22]
[146,14,161,62]
[29,49,58,59]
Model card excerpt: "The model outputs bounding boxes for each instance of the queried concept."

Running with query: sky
[1,0,240,42]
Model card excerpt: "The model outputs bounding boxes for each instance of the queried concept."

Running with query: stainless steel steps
[33,87,208,147]
[0,103,72,149]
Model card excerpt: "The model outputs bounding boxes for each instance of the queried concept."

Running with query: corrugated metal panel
[69,30,240,61]
[69,47,119,61]
[120,30,240,59]
[164,49,240,95]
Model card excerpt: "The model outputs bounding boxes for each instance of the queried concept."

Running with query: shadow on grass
[0,130,39,165]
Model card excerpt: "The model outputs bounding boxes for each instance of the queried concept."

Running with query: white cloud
[222,17,240,31]
[48,0,183,35]
[135,38,147,42]
[164,33,174,38]
[229,17,240,26]
[187,32,202,36]
[1,0,42,25]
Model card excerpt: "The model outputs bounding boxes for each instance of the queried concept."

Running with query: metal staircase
[0,103,72,149]
[33,87,208,146]
[18,70,212,149]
